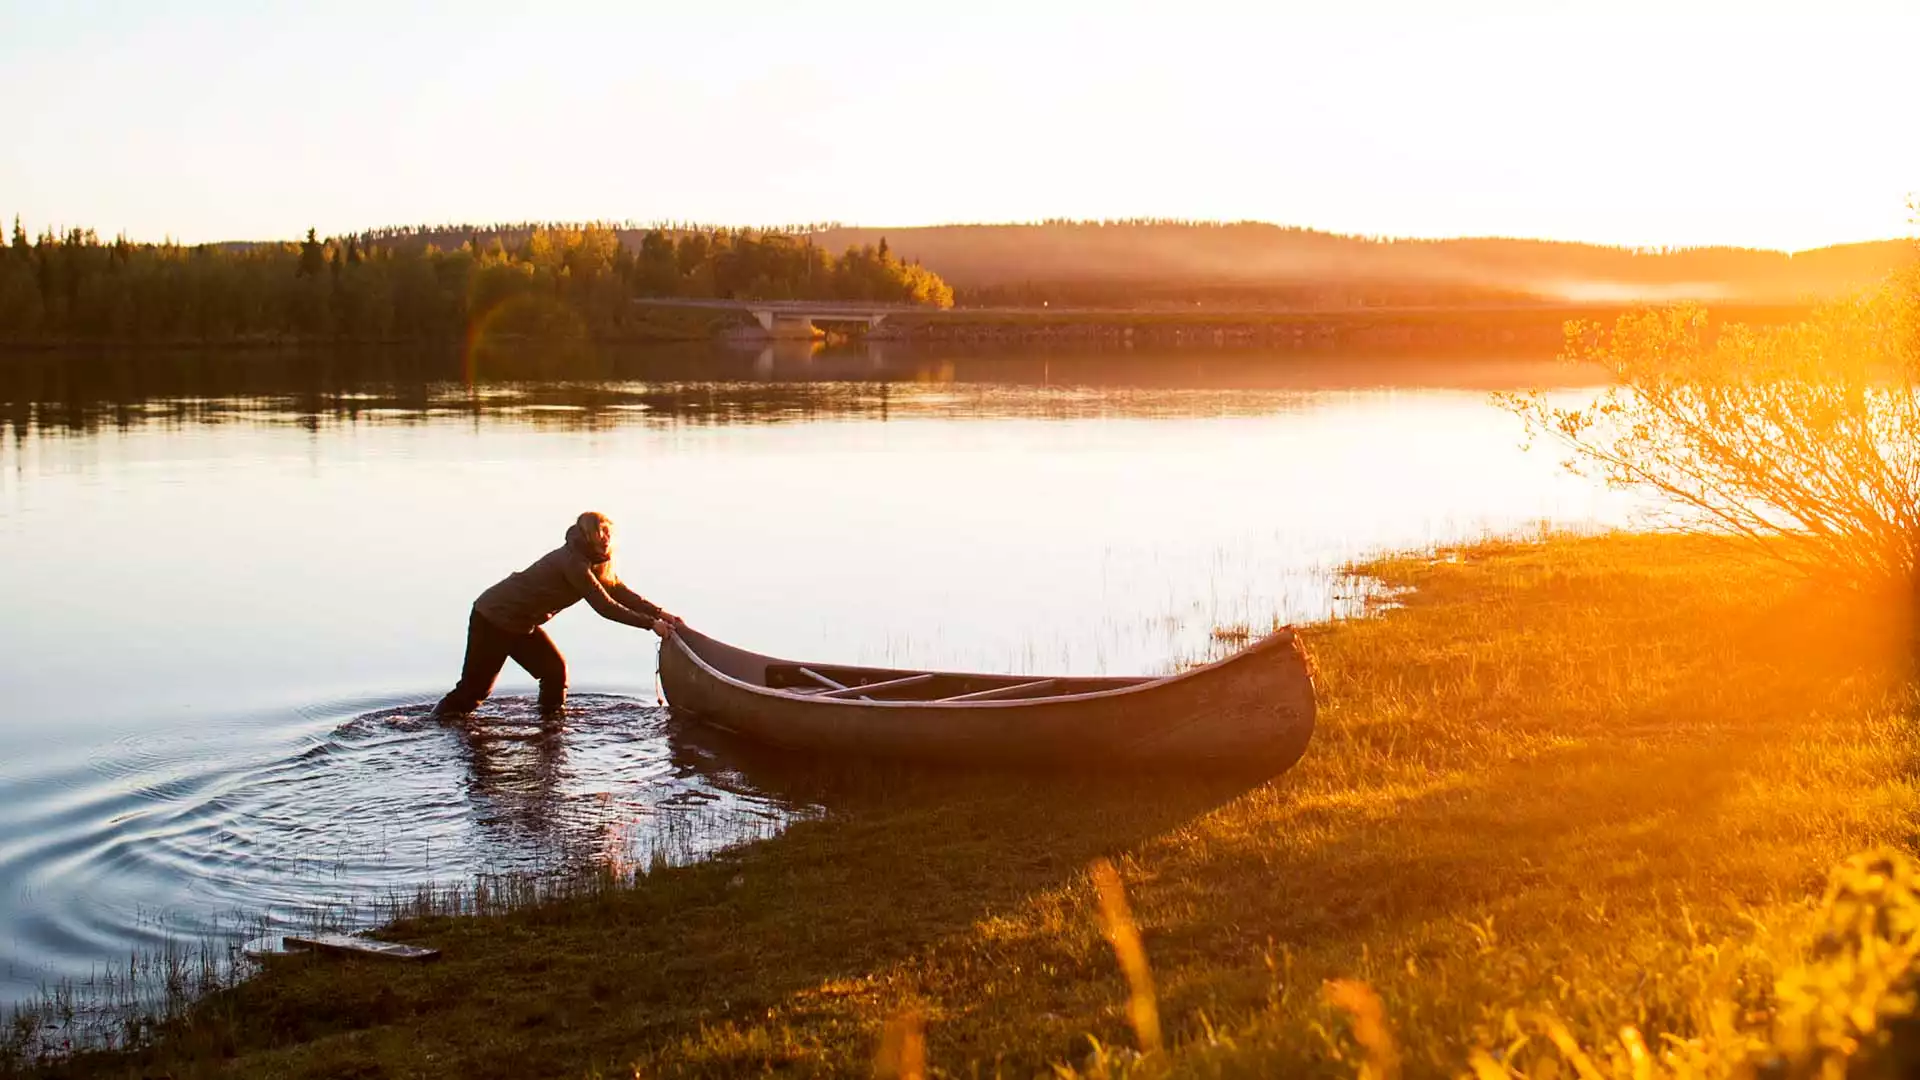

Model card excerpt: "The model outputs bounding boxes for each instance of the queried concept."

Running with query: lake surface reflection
[0,344,1639,1005]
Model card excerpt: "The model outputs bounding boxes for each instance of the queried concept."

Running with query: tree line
[0,221,953,345]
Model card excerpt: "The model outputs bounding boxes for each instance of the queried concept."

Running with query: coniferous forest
[0,221,954,346]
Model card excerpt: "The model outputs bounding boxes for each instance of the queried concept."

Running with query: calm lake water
[0,344,1643,1007]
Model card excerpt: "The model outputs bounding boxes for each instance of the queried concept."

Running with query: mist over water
[0,344,1645,1004]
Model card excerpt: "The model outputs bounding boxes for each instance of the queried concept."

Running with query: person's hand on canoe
[652,614,681,639]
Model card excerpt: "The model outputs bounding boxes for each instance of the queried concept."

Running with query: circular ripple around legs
[2,694,805,1008]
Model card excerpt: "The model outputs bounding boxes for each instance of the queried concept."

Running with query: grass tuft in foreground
[17,531,1919,1079]
[1063,844,1920,1079]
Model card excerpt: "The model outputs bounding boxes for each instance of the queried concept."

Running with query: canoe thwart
[937,679,1059,703]
[795,667,848,691]
[283,933,440,962]
[813,673,937,700]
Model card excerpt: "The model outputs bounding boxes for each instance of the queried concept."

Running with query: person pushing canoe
[433,511,676,722]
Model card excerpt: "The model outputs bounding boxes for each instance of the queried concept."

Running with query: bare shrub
[1501,269,1919,588]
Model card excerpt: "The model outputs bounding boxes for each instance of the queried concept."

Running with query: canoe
[658,626,1316,771]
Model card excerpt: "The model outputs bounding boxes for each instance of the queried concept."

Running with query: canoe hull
[659,628,1316,772]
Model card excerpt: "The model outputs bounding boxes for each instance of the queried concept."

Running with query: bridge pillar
[769,314,818,339]
[749,309,775,332]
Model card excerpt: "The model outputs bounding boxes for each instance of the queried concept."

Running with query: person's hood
[566,523,610,564]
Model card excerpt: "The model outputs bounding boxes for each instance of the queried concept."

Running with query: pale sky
[2,0,1915,250]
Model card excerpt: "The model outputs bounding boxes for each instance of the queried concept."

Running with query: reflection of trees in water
[0,344,1579,442]
[0,346,900,436]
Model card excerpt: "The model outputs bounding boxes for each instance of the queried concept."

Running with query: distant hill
[261,221,1916,310]
[808,223,1915,308]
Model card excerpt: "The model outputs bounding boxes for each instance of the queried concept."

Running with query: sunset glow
[3,0,1914,249]
[4,1,1920,1073]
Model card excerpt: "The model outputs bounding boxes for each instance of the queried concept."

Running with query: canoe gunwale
[664,626,1302,711]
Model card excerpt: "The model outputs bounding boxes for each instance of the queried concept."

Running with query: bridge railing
[630,297,933,314]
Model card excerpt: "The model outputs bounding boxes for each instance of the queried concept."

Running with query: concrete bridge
[632,297,927,339]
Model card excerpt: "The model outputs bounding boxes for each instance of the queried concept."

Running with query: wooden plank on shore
[283,934,440,962]
[937,679,1059,703]
[814,673,936,700]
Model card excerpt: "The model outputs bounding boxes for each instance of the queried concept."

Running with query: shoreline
[0,301,1815,358]
[873,300,1813,352]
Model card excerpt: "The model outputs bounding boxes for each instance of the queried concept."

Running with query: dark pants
[435,608,567,717]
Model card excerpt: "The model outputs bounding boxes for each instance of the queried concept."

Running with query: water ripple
[1,694,805,1004]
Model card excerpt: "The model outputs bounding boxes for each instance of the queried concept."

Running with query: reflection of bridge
[632,297,927,338]
[749,338,896,377]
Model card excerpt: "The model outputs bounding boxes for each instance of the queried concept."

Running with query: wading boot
[538,681,567,726]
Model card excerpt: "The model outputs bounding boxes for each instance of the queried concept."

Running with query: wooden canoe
[658,626,1316,771]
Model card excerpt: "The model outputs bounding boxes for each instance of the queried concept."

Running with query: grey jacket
[473,524,661,635]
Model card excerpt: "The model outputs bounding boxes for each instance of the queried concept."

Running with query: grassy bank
[915,302,1817,326]
[873,303,1818,359]
[889,302,1812,339]
[24,533,1917,1078]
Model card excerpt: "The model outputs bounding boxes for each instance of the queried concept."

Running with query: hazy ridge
[813,222,1915,305]
[317,220,1913,309]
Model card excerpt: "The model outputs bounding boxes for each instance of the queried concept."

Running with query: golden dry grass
[26,532,1917,1079]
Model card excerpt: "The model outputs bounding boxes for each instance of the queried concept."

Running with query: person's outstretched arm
[561,561,656,630]
[607,580,665,622]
